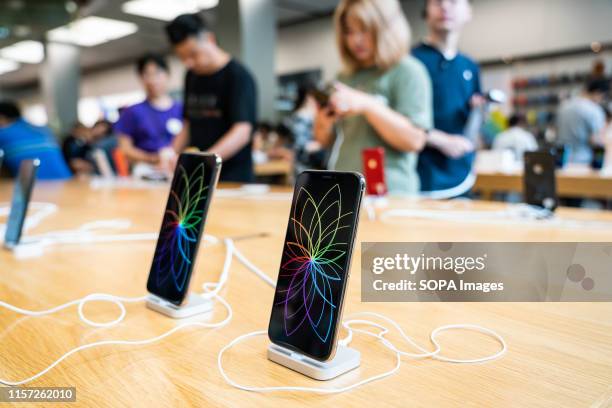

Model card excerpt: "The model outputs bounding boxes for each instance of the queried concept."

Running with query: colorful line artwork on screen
[155,163,207,292]
[278,184,353,343]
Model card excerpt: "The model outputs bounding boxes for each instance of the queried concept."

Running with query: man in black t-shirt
[165,13,257,182]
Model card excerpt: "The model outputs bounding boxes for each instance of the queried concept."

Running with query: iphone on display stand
[267,170,365,378]
[145,152,221,318]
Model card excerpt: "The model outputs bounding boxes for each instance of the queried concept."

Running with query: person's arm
[426,129,475,158]
[69,158,94,175]
[113,107,161,163]
[329,81,426,152]
[362,98,426,151]
[589,108,607,146]
[118,134,159,164]
[425,90,484,158]
[205,122,252,160]
[172,119,190,153]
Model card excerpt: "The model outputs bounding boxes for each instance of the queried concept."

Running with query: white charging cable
[0,235,232,386]
[0,233,508,391]
[217,241,507,394]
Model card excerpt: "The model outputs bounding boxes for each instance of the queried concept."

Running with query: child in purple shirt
[115,54,183,165]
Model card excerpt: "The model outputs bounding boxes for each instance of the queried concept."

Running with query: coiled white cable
[218,241,507,394]
[0,234,508,392]
[0,235,232,386]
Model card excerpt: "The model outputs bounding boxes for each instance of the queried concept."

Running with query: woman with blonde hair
[314,0,432,195]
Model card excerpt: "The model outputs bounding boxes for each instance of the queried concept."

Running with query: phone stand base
[267,343,360,381]
[146,294,213,319]
[6,239,46,259]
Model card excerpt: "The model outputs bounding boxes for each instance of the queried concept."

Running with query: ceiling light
[0,40,44,64]
[122,0,219,22]
[0,58,20,75]
[47,16,138,47]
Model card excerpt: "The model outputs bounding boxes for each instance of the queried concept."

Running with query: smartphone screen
[524,151,557,211]
[146,153,221,305]
[268,170,365,361]
[4,159,39,248]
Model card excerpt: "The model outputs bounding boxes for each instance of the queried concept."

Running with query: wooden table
[474,167,612,201]
[1,180,611,407]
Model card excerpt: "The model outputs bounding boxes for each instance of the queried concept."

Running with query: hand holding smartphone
[310,84,334,108]
[268,170,365,361]
[146,152,221,305]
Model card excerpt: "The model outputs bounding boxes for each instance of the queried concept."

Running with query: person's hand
[70,158,94,176]
[428,130,475,158]
[470,93,486,108]
[329,82,375,117]
[146,153,160,165]
[158,147,177,174]
[268,146,295,162]
[314,103,338,133]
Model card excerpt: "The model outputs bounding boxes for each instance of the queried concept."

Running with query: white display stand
[146,293,213,319]
[267,343,361,381]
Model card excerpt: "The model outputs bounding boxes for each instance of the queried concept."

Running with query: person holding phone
[314,0,432,196]
[412,0,482,197]
[165,13,257,183]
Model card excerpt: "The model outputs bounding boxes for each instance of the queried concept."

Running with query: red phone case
[362,147,387,196]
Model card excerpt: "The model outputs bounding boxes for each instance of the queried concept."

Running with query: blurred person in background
[62,122,94,175]
[284,85,326,172]
[252,122,294,164]
[413,0,482,197]
[556,79,609,164]
[492,114,538,161]
[115,53,183,165]
[596,106,612,169]
[91,119,113,141]
[0,100,71,180]
[252,121,275,164]
[314,0,432,195]
[266,123,295,163]
[166,13,257,182]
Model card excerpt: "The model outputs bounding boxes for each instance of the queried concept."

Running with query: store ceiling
[0,0,343,90]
